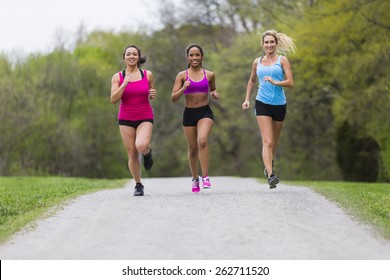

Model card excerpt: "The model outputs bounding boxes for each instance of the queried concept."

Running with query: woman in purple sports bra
[171,43,221,193]
[110,45,157,197]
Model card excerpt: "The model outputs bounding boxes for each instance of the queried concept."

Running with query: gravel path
[1,176,389,260]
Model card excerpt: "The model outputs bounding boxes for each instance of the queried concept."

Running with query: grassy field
[0,176,127,243]
[285,181,390,240]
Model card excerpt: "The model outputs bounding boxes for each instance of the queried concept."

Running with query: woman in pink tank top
[110,45,157,196]
[171,43,221,193]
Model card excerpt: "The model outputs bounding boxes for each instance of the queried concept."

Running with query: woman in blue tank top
[242,30,296,189]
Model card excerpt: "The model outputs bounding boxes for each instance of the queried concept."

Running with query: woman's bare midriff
[184,93,209,108]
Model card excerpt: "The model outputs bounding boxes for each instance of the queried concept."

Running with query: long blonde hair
[261,30,296,56]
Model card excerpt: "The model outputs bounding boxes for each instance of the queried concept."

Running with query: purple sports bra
[183,69,209,94]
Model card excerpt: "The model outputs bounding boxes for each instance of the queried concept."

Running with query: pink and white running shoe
[192,177,200,193]
[202,176,211,189]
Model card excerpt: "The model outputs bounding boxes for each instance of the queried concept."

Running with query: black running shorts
[119,119,154,129]
[255,100,287,121]
[183,105,214,126]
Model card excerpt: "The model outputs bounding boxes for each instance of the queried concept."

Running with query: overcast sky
[0,0,180,54]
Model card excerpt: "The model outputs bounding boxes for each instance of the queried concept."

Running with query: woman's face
[124,47,139,66]
[187,47,202,67]
[262,35,277,54]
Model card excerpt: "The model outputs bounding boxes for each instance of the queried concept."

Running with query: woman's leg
[135,121,153,155]
[197,118,214,177]
[183,126,199,179]
[272,120,284,158]
[119,125,141,183]
[257,116,275,177]
[135,121,154,170]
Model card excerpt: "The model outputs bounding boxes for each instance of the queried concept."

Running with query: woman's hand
[242,100,250,110]
[149,88,157,99]
[211,90,220,100]
[123,74,131,86]
[182,79,190,91]
[263,76,275,85]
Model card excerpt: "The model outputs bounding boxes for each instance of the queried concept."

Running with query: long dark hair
[122,45,147,67]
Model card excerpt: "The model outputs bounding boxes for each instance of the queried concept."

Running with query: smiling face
[187,46,203,67]
[262,34,277,56]
[124,47,139,66]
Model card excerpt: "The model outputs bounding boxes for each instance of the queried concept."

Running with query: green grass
[285,181,390,240]
[0,176,127,243]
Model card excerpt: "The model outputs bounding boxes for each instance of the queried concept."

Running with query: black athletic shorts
[119,119,154,129]
[183,105,214,126]
[255,100,287,121]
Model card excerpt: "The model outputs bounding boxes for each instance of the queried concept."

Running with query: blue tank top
[256,56,286,105]
[183,69,209,95]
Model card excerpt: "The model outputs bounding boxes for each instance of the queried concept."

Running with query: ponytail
[261,30,296,56]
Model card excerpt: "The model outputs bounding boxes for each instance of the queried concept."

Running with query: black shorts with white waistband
[183,105,214,126]
[255,100,287,121]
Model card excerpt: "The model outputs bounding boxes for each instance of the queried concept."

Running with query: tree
[285,0,390,181]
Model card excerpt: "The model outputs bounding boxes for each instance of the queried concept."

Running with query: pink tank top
[183,69,209,94]
[118,70,154,121]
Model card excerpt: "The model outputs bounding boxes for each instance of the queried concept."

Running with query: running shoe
[143,149,153,170]
[268,173,279,189]
[202,176,211,189]
[192,177,200,193]
[134,182,144,196]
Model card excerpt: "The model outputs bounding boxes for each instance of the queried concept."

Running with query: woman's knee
[127,149,139,160]
[262,138,274,148]
[197,137,208,149]
[135,141,149,154]
[188,146,199,157]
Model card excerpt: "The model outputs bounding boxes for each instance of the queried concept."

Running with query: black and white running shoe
[268,173,279,189]
[134,182,144,196]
